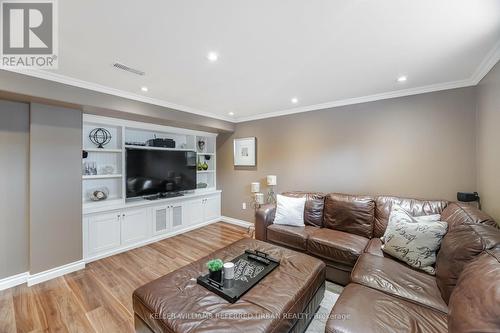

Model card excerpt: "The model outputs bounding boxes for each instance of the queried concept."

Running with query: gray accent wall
[30,103,83,274]
[0,100,29,279]
[477,61,500,223]
[217,87,478,223]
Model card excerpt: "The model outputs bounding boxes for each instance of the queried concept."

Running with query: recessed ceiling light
[228,112,234,116]
[141,86,148,92]
[207,52,218,62]
[397,76,407,83]
[291,97,299,104]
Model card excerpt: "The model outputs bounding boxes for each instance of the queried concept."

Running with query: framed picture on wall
[233,137,256,166]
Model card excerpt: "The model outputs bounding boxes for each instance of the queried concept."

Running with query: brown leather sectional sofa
[255,192,500,332]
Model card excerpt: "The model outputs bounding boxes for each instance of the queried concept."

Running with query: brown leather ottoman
[133,238,326,333]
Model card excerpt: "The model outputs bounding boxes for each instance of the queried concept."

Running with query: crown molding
[1,68,234,123]
[235,78,474,122]
[236,42,500,123]
[470,40,500,85]
[2,40,499,124]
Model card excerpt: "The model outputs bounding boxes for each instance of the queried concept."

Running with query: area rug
[305,282,343,333]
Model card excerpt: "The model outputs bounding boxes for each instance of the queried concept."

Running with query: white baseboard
[85,217,222,263]
[27,260,85,286]
[0,272,28,291]
[221,216,253,228]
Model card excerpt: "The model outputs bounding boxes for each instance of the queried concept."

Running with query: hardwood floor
[0,222,249,333]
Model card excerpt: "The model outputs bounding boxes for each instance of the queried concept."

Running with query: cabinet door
[153,206,170,235]
[88,212,121,256]
[186,199,204,226]
[171,203,185,231]
[204,195,221,222]
[121,208,151,245]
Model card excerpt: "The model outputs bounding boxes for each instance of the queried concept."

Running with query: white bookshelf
[82,115,218,209]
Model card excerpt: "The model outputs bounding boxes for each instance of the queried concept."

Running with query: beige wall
[30,103,83,274]
[0,100,29,279]
[477,61,500,223]
[218,87,478,222]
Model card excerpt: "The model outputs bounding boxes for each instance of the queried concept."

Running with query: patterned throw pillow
[382,206,448,274]
[380,213,441,243]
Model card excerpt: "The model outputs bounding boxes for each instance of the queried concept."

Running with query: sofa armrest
[255,204,276,241]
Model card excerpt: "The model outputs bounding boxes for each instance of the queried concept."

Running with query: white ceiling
[17,0,500,121]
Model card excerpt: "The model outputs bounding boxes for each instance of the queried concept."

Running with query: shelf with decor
[83,118,125,205]
[195,135,215,154]
[82,114,218,209]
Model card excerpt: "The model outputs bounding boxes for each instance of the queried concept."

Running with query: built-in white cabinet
[82,115,222,262]
[87,212,121,257]
[186,199,204,226]
[153,205,171,235]
[171,203,185,231]
[152,203,186,235]
[204,195,221,221]
[84,192,221,262]
[121,208,151,245]
[186,195,221,227]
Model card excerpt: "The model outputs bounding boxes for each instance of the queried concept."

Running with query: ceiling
[12,0,500,122]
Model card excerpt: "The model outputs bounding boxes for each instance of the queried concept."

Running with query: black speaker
[146,138,176,148]
[457,192,479,202]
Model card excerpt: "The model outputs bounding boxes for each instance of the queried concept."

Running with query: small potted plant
[206,259,224,282]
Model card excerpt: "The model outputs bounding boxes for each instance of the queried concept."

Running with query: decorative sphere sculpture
[89,128,112,148]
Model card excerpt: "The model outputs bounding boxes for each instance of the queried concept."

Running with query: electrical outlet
[242,202,247,210]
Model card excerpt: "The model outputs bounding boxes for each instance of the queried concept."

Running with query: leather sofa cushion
[326,283,448,333]
[351,253,448,313]
[307,228,368,266]
[363,237,386,257]
[441,201,497,230]
[133,238,326,333]
[323,193,375,238]
[267,224,318,251]
[374,195,448,238]
[435,223,500,303]
[282,192,326,227]
[448,248,500,333]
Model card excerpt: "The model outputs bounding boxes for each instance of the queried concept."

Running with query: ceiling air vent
[112,62,145,76]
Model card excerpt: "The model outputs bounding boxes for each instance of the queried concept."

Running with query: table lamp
[250,182,263,209]
[266,175,277,204]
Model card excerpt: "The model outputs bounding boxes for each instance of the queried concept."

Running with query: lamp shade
[267,175,277,186]
[255,192,264,204]
[251,182,260,193]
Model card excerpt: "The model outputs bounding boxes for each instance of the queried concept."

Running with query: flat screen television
[126,148,197,198]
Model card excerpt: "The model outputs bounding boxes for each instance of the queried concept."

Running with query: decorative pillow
[273,194,306,227]
[380,213,441,242]
[382,206,448,274]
